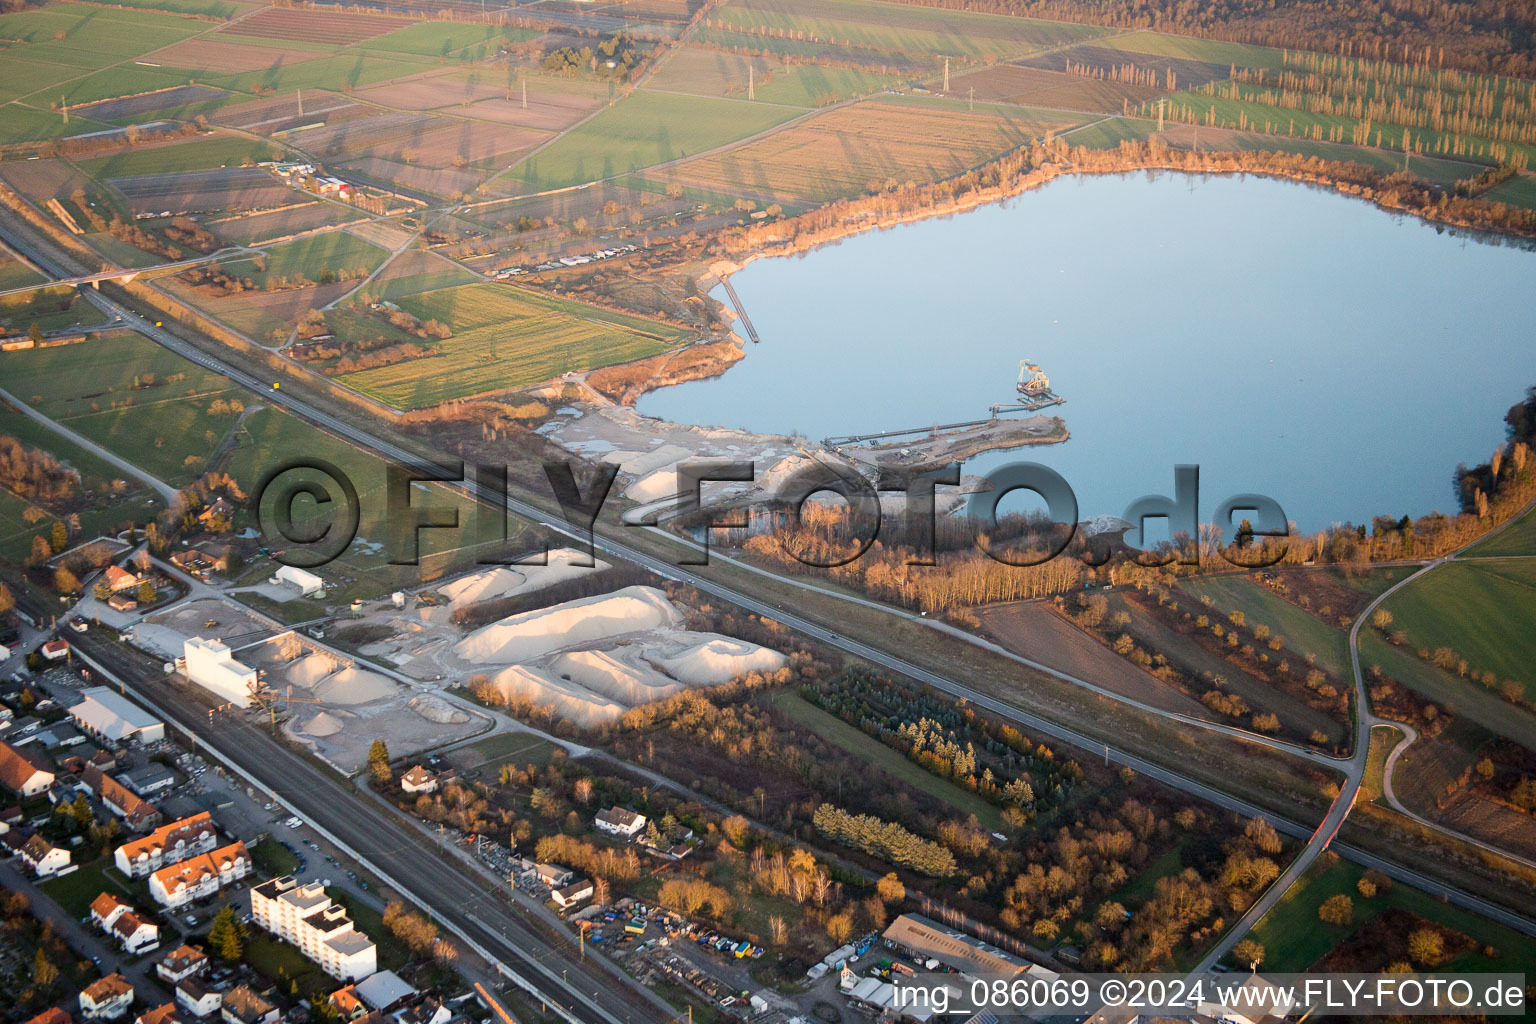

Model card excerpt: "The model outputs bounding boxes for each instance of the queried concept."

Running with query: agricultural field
[1099,31,1291,73]
[334,282,687,407]
[1381,559,1536,696]
[0,332,253,487]
[710,0,1105,62]
[1481,172,1536,210]
[1179,573,1352,679]
[219,8,412,46]
[1016,43,1231,91]
[74,86,234,125]
[665,97,1077,202]
[0,103,109,141]
[1466,502,1536,556]
[227,231,389,289]
[1247,854,1536,974]
[646,46,901,106]
[74,136,282,180]
[0,287,109,336]
[0,2,202,80]
[109,166,296,216]
[501,89,796,192]
[355,250,480,303]
[360,22,537,59]
[0,253,46,292]
[1359,632,1536,751]
[949,64,1163,114]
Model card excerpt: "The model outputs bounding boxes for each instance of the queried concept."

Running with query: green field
[336,282,686,407]
[0,252,49,291]
[0,332,249,487]
[1247,855,1536,973]
[1466,502,1536,556]
[0,287,109,335]
[1100,31,1290,72]
[0,2,201,79]
[0,103,111,141]
[224,231,389,288]
[714,0,1104,61]
[75,135,283,179]
[504,90,796,191]
[1359,632,1536,750]
[42,855,139,919]
[361,22,536,59]
[1360,724,1403,804]
[1481,173,1536,210]
[1383,559,1536,692]
[770,690,1002,829]
[1060,116,1159,149]
[52,64,198,107]
[1179,574,1351,678]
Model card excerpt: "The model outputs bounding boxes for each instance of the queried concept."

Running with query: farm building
[183,637,258,708]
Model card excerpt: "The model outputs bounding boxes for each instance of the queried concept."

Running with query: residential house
[551,879,593,910]
[42,640,70,661]
[196,498,234,529]
[0,740,54,796]
[594,807,645,839]
[107,594,138,613]
[25,1009,73,1024]
[111,910,160,954]
[115,813,218,877]
[103,567,143,594]
[219,987,277,1024]
[82,767,162,832]
[80,974,135,1020]
[175,980,221,1019]
[91,892,132,930]
[394,1001,449,1024]
[20,833,71,877]
[250,876,377,980]
[398,766,436,794]
[135,1004,186,1024]
[329,988,367,1022]
[148,841,249,908]
[156,945,208,985]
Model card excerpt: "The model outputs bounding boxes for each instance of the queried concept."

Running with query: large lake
[638,173,1536,532]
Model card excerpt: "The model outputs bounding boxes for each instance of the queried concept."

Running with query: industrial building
[183,637,258,708]
[70,687,166,745]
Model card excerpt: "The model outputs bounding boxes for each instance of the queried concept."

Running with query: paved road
[0,382,177,502]
[68,635,669,1024]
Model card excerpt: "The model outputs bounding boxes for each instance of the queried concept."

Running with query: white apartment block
[250,876,377,981]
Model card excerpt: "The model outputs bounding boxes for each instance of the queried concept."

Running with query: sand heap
[287,652,341,686]
[650,635,788,685]
[485,664,626,727]
[548,648,684,705]
[409,695,470,724]
[313,666,396,705]
[302,711,345,737]
[455,585,680,664]
[437,548,610,608]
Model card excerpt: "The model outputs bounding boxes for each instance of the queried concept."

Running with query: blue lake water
[637,172,1536,532]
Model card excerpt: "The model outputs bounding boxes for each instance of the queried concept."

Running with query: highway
[69,633,671,1024]
[4,207,1534,979]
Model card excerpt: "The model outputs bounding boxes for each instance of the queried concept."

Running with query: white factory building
[251,876,377,981]
[183,637,258,708]
[272,565,324,597]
